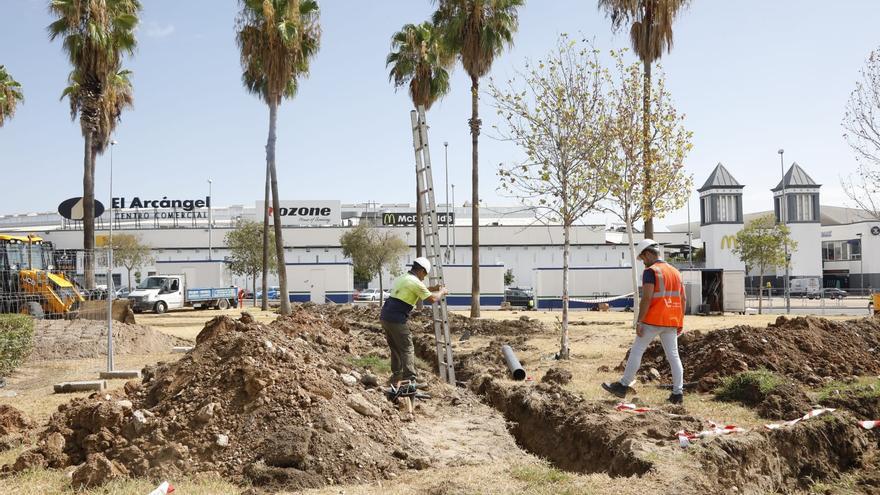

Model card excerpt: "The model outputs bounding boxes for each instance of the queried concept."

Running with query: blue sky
[2,0,880,229]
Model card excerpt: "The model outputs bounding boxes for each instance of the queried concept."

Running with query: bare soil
[635,315,880,391]
[30,319,187,361]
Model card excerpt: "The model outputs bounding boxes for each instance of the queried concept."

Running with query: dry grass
[137,307,278,340]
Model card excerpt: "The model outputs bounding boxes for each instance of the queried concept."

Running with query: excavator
[0,234,84,318]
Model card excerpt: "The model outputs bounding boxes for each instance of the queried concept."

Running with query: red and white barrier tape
[147,481,174,495]
[764,408,836,430]
[859,420,878,430]
[677,421,747,448]
[615,402,653,413]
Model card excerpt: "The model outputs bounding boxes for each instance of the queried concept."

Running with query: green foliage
[510,464,571,486]
[714,369,782,403]
[817,378,880,402]
[0,315,34,378]
[349,355,391,374]
[236,0,322,105]
[504,269,515,286]
[0,65,24,127]
[340,223,409,288]
[732,214,797,274]
[387,21,452,110]
[598,0,692,66]
[225,220,276,279]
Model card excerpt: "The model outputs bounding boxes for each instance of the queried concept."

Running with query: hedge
[0,314,34,377]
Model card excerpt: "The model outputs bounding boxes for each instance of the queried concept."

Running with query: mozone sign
[382,212,454,226]
[256,200,341,226]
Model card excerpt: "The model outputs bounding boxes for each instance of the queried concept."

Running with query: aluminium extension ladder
[410,107,456,386]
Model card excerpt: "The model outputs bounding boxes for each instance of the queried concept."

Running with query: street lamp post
[107,140,117,372]
[857,232,864,294]
[444,142,450,263]
[778,149,790,313]
[451,184,456,263]
[208,179,213,261]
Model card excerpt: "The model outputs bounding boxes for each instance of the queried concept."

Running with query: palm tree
[62,67,134,156]
[0,66,24,127]
[387,21,452,284]
[598,0,691,239]
[432,0,523,318]
[237,0,321,316]
[48,0,141,289]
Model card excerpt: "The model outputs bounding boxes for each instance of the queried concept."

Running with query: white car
[355,288,390,302]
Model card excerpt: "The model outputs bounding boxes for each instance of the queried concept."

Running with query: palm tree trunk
[469,75,481,319]
[642,59,653,239]
[82,132,96,289]
[261,159,270,311]
[267,99,291,315]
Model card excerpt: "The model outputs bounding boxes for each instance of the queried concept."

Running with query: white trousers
[619,323,684,395]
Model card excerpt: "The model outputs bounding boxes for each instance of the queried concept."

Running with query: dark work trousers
[381,319,416,382]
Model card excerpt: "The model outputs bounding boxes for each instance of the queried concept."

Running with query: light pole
[444,141,450,263]
[687,194,693,268]
[451,183,456,263]
[857,232,864,294]
[778,149,790,313]
[107,140,117,372]
[207,179,213,261]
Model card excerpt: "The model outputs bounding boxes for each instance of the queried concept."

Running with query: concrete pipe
[501,345,526,381]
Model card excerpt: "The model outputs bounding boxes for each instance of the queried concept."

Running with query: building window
[793,194,814,222]
[715,195,737,222]
[701,196,710,223]
[822,239,861,261]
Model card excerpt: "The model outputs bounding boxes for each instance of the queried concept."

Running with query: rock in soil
[8,309,406,490]
[635,316,880,391]
[541,367,572,385]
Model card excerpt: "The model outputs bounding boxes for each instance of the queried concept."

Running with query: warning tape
[764,408,836,430]
[147,481,174,495]
[615,402,653,413]
[677,421,747,448]
[859,420,878,430]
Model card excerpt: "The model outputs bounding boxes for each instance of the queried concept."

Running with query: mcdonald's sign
[382,212,454,226]
[720,235,738,250]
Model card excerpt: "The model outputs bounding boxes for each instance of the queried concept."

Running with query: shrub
[0,314,34,377]
[714,369,782,405]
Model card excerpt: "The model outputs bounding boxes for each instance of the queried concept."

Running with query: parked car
[807,288,848,300]
[255,286,281,300]
[504,287,534,308]
[114,287,131,299]
[355,288,389,302]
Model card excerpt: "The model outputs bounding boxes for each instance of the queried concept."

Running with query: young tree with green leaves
[340,223,409,306]
[492,36,613,359]
[237,0,321,315]
[48,0,141,290]
[732,214,796,314]
[433,0,523,318]
[598,0,692,239]
[110,234,152,291]
[387,21,453,278]
[226,220,276,308]
[604,50,692,324]
[0,66,24,127]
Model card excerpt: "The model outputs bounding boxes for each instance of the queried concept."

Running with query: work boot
[667,393,684,405]
[601,381,630,398]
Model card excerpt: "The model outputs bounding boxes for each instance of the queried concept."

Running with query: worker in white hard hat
[602,239,686,404]
[380,256,448,385]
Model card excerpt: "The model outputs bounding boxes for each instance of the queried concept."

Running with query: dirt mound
[821,384,880,421]
[713,371,813,420]
[9,310,409,489]
[541,367,572,385]
[30,319,186,361]
[694,411,873,493]
[0,405,32,452]
[636,316,880,391]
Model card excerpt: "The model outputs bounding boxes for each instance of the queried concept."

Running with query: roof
[697,163,744,192]
[772,162,820,191]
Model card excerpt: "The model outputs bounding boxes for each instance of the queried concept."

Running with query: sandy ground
[0,306,873,494]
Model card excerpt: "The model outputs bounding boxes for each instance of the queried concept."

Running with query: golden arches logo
[382,213,395,225]
[720,235,737,250]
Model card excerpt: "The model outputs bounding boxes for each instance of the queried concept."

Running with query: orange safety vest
[642,261,684,328]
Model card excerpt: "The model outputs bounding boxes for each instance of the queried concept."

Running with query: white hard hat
[635,239,660,256]
[413,256,431,273]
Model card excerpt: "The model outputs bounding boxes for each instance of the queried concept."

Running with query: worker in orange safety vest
[602,239,686,404]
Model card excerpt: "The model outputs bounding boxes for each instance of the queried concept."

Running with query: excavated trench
[414,334,880,492]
